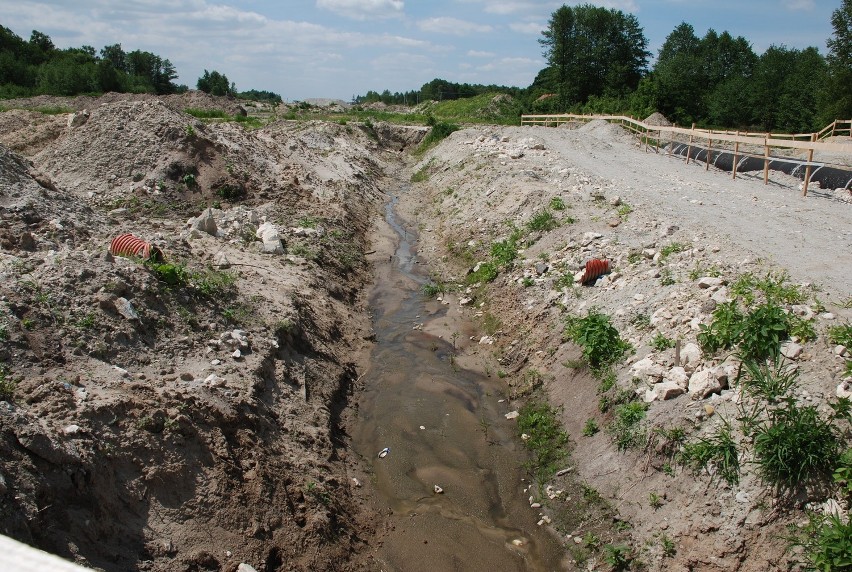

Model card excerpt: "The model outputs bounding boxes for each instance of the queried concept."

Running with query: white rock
[256,221,281,242]
[232,349,242,359]
[781,341,803,360]
[261,240,284,255]
[479,336,494,345]
[352,477,361,487]
[114,297,139,320]
[631,357,665,381]
[688,369,726,398]
[697,277,724,289]
[459,297,473,306]
[237,565,258,572]
[680,343,702,368]
[434,485,444,494]
[791,305,815,320]
[531,502,541,508]
[654,381,686,400]
[213,251,231,269]
[505,411,520,420]
[835,345,848,357]
[735,491,750,504]
[837,381,852,399]
[665,366,689,388]
[191,208,218,236]
[63,424,82,435]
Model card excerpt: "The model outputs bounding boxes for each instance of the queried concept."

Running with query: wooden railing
[520,114,852,195]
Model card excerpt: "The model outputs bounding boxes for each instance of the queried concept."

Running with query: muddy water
[352,193,565,571]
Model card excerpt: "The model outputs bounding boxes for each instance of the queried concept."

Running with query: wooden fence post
[732,131,740,179]
[763,134,770,185]
[802,133,816,196]
[706,133,712,171]
[686,123,695,164]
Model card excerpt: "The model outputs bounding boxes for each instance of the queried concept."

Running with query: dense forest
[357,1,852,132]
[0,25,281,103]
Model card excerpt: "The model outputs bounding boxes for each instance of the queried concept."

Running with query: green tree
[822,0,852,121]
[539,4,649,108]
[197,69,234,96]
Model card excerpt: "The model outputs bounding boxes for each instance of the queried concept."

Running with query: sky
[0,1,841,102]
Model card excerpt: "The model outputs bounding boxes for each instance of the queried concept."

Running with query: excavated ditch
[350,188,565,571]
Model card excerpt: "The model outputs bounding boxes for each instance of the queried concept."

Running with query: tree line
[0,26,281,103]
[355,1,851,133]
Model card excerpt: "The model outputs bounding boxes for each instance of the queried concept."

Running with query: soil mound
[644,112,672,126]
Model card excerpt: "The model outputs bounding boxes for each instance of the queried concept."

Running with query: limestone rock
[680,343,702,369]
[697,277,724,289]
[688,368,727,398]
[655,381,686,400]
[781,341,803,360]
[191,208,218,236]
[114,297,139,321]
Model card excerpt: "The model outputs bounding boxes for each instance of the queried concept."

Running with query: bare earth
[0,93,851,572]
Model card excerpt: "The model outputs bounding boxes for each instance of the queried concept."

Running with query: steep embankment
[0,101,423,571]
[400,122,852,570]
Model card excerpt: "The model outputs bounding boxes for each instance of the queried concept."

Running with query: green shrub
[651,333,675,352]
[679,424,740,485]
[752,398,839,489]
[549,196,566,210]
[829,324,852,348]
[602,544,633,570]
[833,448,852,498]
[517,402,570,481]
[527,209,559,232]
[147,261,189,286]
[417,116,460,152]
[564,310,631,369]
[697,301,744,354]
[739,356,797,401]
[797,514,852,571]
[660,242,686,259]
[192,268,237,298]
[553,272,573,290]
[738,302,789,361]
[490,238,518,266]
[582,418,599,436]
[0,366,14,401]
[466,261,498,284]
[607,401,647,450]
[410,164,430,182]
[422,282,445,297]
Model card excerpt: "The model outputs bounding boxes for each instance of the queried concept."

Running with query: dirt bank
[400,122,852,570]
[0,100,425,571]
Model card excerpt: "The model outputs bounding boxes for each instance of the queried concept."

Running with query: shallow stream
[351,191,565,571]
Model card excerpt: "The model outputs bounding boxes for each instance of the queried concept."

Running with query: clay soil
[1,93,851,572]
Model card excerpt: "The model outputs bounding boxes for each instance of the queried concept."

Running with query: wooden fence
[520,114,852,196]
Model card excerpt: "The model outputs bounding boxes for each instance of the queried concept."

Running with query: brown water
[352,194,566,571]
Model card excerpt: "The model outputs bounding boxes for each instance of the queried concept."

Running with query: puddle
[351,191,566,571]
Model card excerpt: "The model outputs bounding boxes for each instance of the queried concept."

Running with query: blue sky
[0,1,840,101]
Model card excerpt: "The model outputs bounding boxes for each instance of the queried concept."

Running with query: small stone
[689,369,726,398]
[837,381,852,399]
[180,372,194,381]
[191,208,218,236]
[555,468,573,476]
[531,502,542,508]
[781,341,803,360]
[237,565,258,572]
[735,491,750,504]
[232,349,242,359]
[835,345,848,357]
[505,411,520,420]
[419,425,425,430]
[704,404,715,416]
[63,424,82,435]
[654,381,686,400]
[378,447,390,458]
[205,374,225,387]
[697,277,724,289]
[512,539,524,546]
[211,359,221,366]
[434,485,444,494]
[213,251,231,269]
[352,477,361,487]
[114,297,139,321]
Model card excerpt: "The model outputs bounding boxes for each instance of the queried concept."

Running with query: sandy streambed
[350,187,565,571]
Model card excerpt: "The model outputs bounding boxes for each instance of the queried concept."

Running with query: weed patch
[517,401,570,482]
[564,310,631,369]
[679,423,740,485]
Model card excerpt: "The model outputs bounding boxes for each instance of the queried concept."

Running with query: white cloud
[316,0,404,20]
[783,0,815,10]
[417,17,493,35]
[467,49,495,57]
[509,21,544,34]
